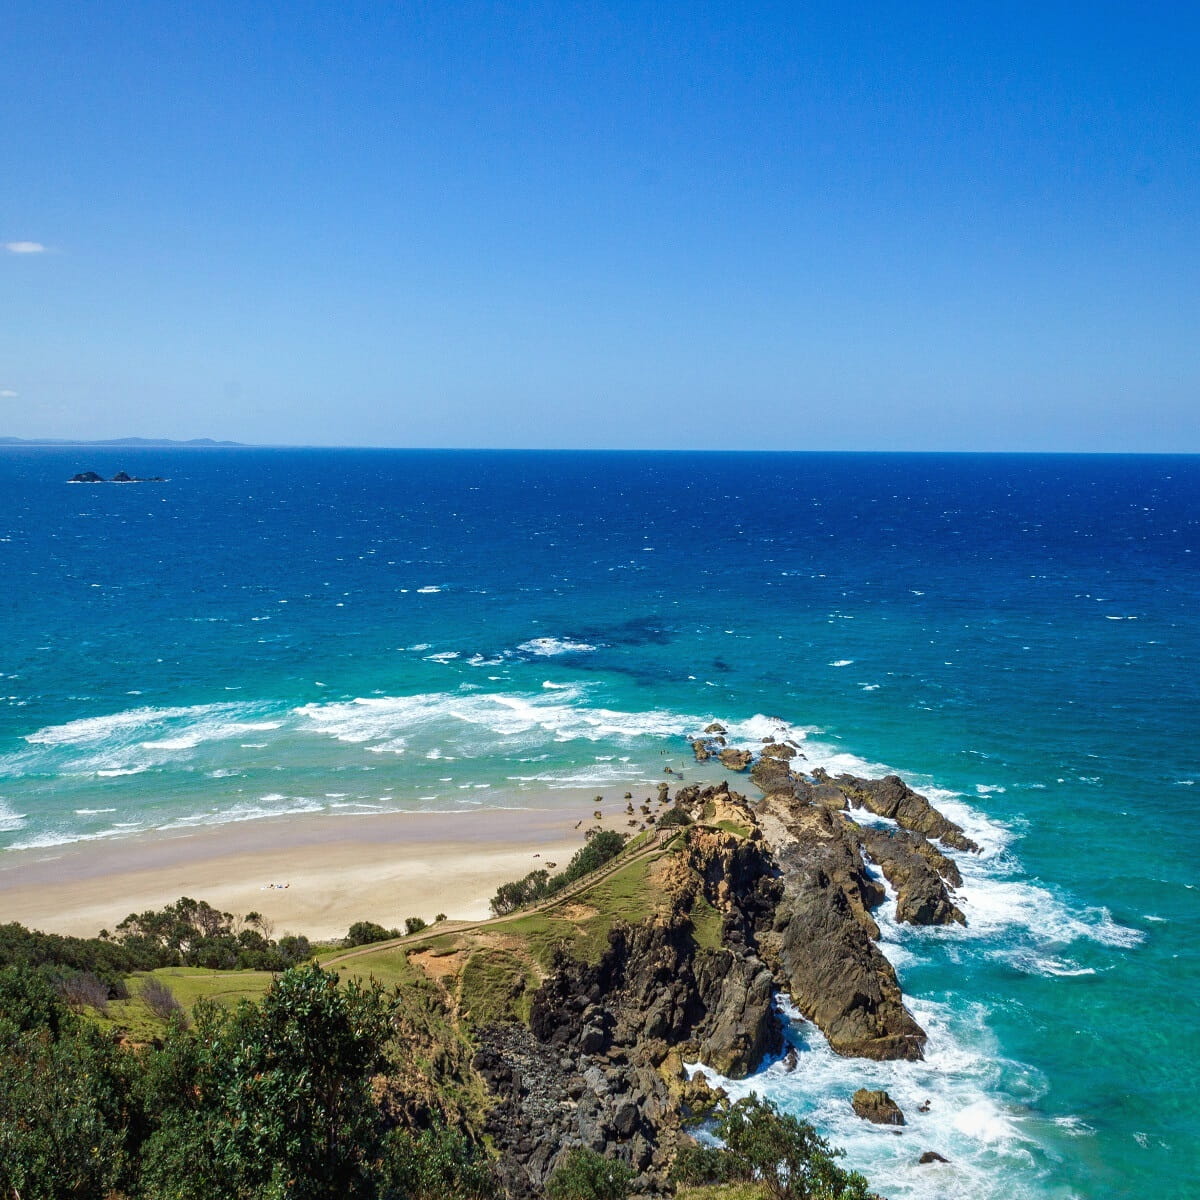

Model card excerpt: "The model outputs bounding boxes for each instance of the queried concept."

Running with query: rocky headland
[375,729,979,1195]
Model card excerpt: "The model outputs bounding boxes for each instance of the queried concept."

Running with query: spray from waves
[688,995,1082,1200]
[0,798,26,832]
[11,703,286,778]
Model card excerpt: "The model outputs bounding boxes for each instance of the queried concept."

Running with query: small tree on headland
[545,1147,635,1200]
[711,1096,872,1200]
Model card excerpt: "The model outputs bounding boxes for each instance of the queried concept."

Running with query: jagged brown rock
[718,747,752,771]
[852,1087,906,1125]
[754,797,927,1061]
[854,825,966,926]
[761,742,797,760]
[834,773,980,853]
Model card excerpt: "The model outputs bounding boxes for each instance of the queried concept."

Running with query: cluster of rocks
[68,469,166,483]
[471,736,976,1191]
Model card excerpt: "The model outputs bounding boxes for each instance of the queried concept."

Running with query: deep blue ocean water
[1,447,1196,1198]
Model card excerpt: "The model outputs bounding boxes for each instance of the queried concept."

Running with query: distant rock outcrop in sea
[68,469,167,483]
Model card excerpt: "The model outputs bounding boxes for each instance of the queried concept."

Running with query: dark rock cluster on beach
[471,734,978,1194]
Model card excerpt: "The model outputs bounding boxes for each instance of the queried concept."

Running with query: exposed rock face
[754,796,926,1061]
[749,755,802,797]
[703,722,727,734]
[68,470,104,483]
[760,742,796,760]
[691,739,712,762]
[531,913,779,1083]
[852,1088,906,1125]
[469,746,983,1191]
[919,1150,950,1164]
[718,748,752,772]
[473,1023,670,1196]
[854,826,966,926]
[834,773,979,853]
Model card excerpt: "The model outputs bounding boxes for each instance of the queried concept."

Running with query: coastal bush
[657,806,693,828]
[377,1122,501,1198]
[546,1146,636,1200]
[710,1097,872,1200]
[671,1141,754,1186]
[139,962,393,1199]
[0,1012,142,1200]
[0,920,147,992]
[0,963,74,1040]
[112,897,313,972]
[490,830,628,915]
[139,976,186,1024]
[404,916,429,936]
[345,920,401,946]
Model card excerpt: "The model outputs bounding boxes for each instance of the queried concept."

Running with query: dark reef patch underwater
[1,447,1196,1197]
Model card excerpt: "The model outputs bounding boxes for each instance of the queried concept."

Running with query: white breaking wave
[516,637,598,656]
[0,798,26,832]
[688,995,1073,1200]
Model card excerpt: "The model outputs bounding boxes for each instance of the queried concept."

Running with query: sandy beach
[0,794,631,941]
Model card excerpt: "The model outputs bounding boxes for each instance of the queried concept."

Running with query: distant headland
[0,436,246,447]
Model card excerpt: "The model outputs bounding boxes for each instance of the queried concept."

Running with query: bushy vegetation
[546,1146,637,1199]
[376,1123,500,1199]
[114,897,312,971]
[491,829,627,915]
[0,958,503,1200]
[345,920,402,947]
[657,805,694,828]
[672,1097,873,1200]
[0,898,314,1014]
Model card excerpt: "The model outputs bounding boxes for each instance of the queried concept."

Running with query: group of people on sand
[262,881,290,890]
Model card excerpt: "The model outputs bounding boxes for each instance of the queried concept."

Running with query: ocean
[0,446,1195,1198]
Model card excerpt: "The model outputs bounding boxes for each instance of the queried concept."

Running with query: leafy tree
[0,963,73,1040]
[0,1020,142,1200]
[377,1123,500,1199]
[139,962,393,1200]
[345,920,400,947]
[670,1140,752,1186]
[404,916,428,936]
[545,1147,636,1200]
[711,1096,873,1200]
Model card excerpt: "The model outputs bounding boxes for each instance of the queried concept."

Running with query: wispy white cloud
[4,241,46,254]
[0,389,18,399]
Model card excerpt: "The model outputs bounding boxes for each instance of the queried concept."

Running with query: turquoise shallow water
[0,448,1196,1197]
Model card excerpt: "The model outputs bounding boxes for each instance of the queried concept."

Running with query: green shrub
[345,920,401,947]
[546,1146,636,1200]
[710,1096,872,1200]
[490,830,627,915]
[658,806,693,828]
[377,1123,500,1198]
[671,1140,753,1185]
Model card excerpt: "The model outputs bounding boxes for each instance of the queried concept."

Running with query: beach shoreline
[0,792,632,940]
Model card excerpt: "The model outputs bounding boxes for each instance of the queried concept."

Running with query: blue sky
[2,2,1197,449]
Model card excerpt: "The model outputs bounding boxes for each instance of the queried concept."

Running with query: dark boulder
[68,470,104,483]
